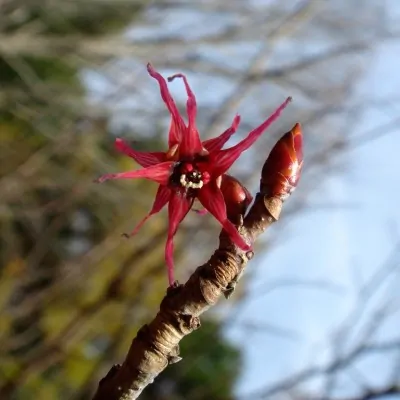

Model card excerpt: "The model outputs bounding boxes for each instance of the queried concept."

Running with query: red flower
[95,63,291,285]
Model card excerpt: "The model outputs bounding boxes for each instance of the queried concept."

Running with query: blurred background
[0,0,399,399]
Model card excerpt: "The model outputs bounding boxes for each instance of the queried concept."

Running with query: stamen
[193,181,203,189]
[178,170,205,189]
[180,174,187,186]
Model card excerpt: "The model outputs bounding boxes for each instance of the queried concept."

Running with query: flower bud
[261,123,303,200]
[220,174,253,222]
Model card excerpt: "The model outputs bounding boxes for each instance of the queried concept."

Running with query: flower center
[170,162,210,192]
[180,170,204,189]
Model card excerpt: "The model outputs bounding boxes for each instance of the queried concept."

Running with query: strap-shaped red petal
[209,97,292,178]
[197,182,250,250]
[123,185,171,237]
[165,194,194,285]
[147,63,186,147]
[168,73,203,157]
[167,119,181,151]
[94,161,174,185]
[203,114,240,153]
[115,138,165,167]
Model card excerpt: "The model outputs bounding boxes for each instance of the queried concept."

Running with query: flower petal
[203,114,241,153]
[115,138,165,167]
[123,185,171,237]
[167,120,181,154]
[209,97,292,177]
[197,182,250,250]
[165,194,194,285]
[147,63,186,147]
[94,161,174,185]
[168,73,203,157]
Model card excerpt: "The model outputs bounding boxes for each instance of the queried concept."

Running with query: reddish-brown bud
[219,174,253,221]
[261,123,303,200]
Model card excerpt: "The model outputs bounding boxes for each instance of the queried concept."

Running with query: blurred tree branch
[333,385,400,400]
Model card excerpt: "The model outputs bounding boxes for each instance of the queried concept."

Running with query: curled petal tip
[94,175,112,183]
[146,63,156,77]
[281,96,293,110]
[232,114,241,128]
[167,73,183,82]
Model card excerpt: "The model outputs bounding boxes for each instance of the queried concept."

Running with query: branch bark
[92,163,287,400]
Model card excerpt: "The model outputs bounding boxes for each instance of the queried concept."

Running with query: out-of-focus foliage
[0,1,144,35]
[0,1,241,399]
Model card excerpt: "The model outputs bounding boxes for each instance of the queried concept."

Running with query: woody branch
[92,151,293,400]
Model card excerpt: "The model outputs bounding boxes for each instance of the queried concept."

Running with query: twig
[92,159,288,399]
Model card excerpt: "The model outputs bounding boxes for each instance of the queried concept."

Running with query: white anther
[191,181,203,189]
[180,174,187,186]
[179,173,204,189]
